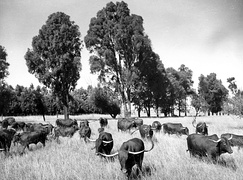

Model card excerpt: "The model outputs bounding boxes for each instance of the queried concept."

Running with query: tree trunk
[137,107,141,118]
[64,94,69,120]
[185,97,187,116]
[42,114,46,121]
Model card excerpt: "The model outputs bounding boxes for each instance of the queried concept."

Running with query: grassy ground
[0,115,243,180]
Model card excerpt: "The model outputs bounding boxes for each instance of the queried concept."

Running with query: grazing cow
[0,128,16,153]
[12,130,48,154]
[98,138,154,178]
[3,117,16,127]
[131,124,153,140]
[187,133,233,161]
[79,120,89,128]
[11,121,26,131]
[99,118,108,128]
[93,131,113,155]
[195,122,208,135]
[1,117,16,129]
[79,125,91,143]
[151,121,162,132]
[117,119,136,132]
[27,123,54,135]
[54,125,79,143]
[162,123,189,136]
[56,119,78,128]
[221,133,243,149]
[133,118,143,128]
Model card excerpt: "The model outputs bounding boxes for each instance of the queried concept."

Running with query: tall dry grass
[1,115,243,180]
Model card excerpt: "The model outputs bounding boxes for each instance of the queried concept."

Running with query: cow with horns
[98,138,154,178]
[192,118,208,135]
[187,133,233,162]
[221,133,243,150]
[131,124,154,140]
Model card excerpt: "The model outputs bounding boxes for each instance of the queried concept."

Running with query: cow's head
[79,126,90,138]
[217,137,233,154]
[181,127,189,135]
[12,133,21,144]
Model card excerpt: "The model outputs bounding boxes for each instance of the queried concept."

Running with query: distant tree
[178,64,194,116]
[90,86,120,118]
[198,73,228,115]
[25,12,82,119]
[227,77,238,95]
[0,83,12,119]
[0,45,9,81]
[85,1,151,117]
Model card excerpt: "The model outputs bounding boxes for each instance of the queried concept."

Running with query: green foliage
[85,1,151,117]
[198,73,228,113]
[25,12,82,118]
[0,82,12,116]
[90,86,120,118]
[0,45,9,80]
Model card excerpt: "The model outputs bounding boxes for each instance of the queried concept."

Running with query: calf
[195,122,208,135]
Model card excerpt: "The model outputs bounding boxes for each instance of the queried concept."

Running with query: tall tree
[198,73,228,115]
[85,1,151,117]
[178,64,194,116]
[25,12,82,119]
[0,45,9,81]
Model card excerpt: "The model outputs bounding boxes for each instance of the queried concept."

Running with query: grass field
[1,114,243,180]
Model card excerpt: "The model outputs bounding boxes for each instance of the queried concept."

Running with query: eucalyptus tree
[25,12,82,119]
[85,1,152,117]
[198,73,228,115]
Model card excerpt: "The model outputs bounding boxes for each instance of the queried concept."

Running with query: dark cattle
[79,120,89,128]
[54,125,79,143]
[0,128,16,153]
[3,117,16,127]
[11,121,26,131]
[133,118,143,128]
[1,117,16,129]
[27,123,53,135]
[12,130,48,154]
[195,122,208,135]
[221,133,243,149]
[98,138,154,178]
[131,124,153,140]
[94,131,113,155]
[117,119,136,132]
[79,125,91,143]
[187,133,233,161]
[99,118,108,128]
[56,119,78,128]
[151,121,162,132]
[162,123,189,136]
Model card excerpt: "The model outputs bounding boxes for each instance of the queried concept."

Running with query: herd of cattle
[0,116,242,178]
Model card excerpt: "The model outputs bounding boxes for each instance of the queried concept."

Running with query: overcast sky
[0,0,242,90]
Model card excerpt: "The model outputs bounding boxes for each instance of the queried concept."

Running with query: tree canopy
[0,45,9,81]
[25,12,82,119]
[85,1,154,117]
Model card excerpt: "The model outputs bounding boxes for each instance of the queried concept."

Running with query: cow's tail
[144,139,154,153]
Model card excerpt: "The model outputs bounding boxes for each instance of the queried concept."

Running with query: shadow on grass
[217,158,237,171]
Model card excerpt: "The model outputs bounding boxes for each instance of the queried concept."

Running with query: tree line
[0,1,242,119]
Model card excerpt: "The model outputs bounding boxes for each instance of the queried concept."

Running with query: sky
[0,0,243,90]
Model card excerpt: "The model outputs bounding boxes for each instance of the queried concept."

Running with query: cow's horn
[98,152,119,157]
[102,140,113,144]
[228,135,233,140]
[87,137,96,142]
[128,150,145,154]
[151,127,156,130]
[197,123,203,128]
[209,138,221,143]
